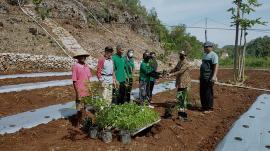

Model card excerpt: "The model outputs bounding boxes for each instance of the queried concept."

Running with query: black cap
[204,41,214,47]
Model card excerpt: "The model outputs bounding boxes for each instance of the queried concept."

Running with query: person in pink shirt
[72,52,92,127]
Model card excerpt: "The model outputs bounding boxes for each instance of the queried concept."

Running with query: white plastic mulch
[0,72,71,79]
[0,77,98,93]
[215,94,270,151]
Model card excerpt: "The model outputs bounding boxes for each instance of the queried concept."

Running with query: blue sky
[140,0,270,47]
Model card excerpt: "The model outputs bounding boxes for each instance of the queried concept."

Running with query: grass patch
[219,57,270,69]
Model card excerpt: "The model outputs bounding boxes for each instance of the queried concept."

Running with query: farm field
[0,69,269,151]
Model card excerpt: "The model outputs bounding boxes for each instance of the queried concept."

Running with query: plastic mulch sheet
[0,72,71,79]
[215,94,270,151]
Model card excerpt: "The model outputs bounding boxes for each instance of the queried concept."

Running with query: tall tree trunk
[233,0,241,83]
[241,31,247,81]
[238,28,243,81]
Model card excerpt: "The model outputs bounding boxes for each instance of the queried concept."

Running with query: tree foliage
[228,0,266,82]
[246,36,270,57]
[112,0,203,59]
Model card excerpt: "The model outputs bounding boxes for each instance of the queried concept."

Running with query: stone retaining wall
[0,53,97,72]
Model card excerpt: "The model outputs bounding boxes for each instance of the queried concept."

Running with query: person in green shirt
[139,51,154,108]
[149,52,158,102]
[124,49,135,102]
[112,45,127,104]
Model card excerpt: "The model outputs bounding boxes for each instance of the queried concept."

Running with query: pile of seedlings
[80,82,161,144]
[82,97,160,144]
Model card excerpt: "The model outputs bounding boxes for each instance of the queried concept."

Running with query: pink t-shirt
[72,63,92,98]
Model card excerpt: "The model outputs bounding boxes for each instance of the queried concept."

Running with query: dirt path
[0,83,262,151]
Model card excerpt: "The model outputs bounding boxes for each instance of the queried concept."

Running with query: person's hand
[113,80,120,89]
[167,73,173,78]
[211,76,217,83]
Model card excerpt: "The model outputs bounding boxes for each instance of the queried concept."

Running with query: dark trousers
[126,78,133,102]
[200,79,214,110]
[114,82,127,105]
[149,81,155,100]
[139,81,151,103]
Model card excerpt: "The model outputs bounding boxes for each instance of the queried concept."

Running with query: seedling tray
[130,119,161,136]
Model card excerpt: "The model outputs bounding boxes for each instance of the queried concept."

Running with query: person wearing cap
[167,51,191,121]
[97,46,115,104]
[200,41,219,113]
[124,49,135,102]
[72,52,92,127]
[149,51,158,102]
[112,45,128,104]
[139,51,155,108]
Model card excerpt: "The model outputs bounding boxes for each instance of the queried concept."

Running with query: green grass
[219,57,270,69]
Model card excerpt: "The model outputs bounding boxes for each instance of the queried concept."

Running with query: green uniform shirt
[149,58,158,82]
[124,56,135,79]
[112,54,126,83]
[139,60,154,82]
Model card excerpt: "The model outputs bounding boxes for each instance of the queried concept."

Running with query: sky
[140,0,270,47]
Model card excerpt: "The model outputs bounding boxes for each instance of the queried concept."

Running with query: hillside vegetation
[221,36,270,69]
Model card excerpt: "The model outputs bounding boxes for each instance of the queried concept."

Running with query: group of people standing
[71,45,159,125]
[71,41,218,125]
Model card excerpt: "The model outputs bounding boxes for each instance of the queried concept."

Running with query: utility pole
[205,17,208,42]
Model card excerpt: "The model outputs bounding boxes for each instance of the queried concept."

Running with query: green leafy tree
[246,36,270,57]
[228,0,266,82]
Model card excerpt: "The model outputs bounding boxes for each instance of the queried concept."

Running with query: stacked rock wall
[0,53,97,72]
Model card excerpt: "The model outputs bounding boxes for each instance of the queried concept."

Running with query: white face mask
[128,52,134,58]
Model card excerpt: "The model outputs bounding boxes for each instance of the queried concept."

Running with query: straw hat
[72,50,90,58]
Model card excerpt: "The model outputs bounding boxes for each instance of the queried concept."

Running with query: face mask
[128,52,134,58]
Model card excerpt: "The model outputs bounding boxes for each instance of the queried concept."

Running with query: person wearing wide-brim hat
[200,41,219,114]
[167,51,191,121]
[71,51,92,127]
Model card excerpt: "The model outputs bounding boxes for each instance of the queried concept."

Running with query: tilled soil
[0,70,267,151]
[0,69,69,75]
[0,83,262,151]
[0,75,71,86]
[0,86,75,117]
[0,77,168,117]
[191,69,270,89]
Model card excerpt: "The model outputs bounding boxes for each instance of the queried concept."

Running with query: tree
[228,0,266,83]
[246,36,270,57]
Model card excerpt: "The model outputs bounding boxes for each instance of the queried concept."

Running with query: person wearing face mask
[139,51,155,108]
[149,52,158,102]
[124,49,135,102]
[112,45,128,104]
[167,51,191,121]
